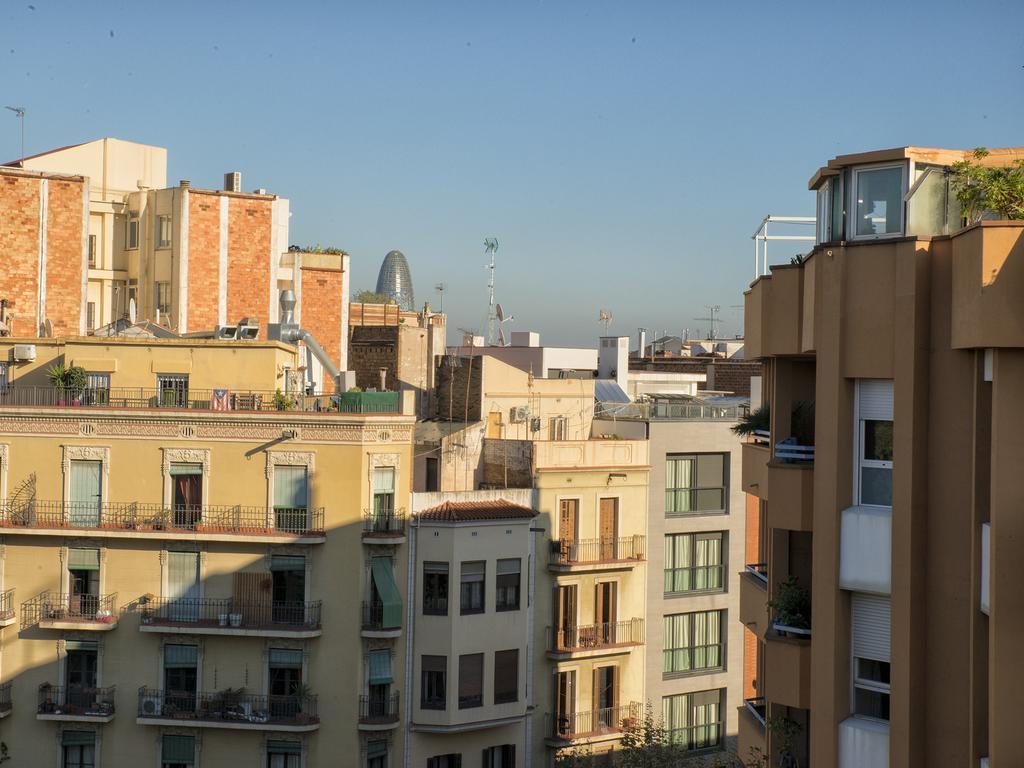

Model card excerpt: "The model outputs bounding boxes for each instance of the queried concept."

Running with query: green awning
[162,734,195,763]
[65,640,98,652]
[270,555,306,572]
[368,649,392,685]
[169,463,203,476]
[62,730,95,746]
[269,648,303,667]
[267,740,302,756]
[370,557,402,629]
[366,740,388,758]
[68,548,99,571]
[164,644,198,668]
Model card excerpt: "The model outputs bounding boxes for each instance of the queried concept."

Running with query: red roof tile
[418,499,537,522]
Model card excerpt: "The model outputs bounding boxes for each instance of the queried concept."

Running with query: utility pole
[4,106,25,166]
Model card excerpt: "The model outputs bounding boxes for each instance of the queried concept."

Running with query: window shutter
[369,649,393,684]
[496,559,520,575]
[162,734,195,763]
[270,555,306,572]
[62,730,95,746]
[373,467,395,492]
[371,557,403,628]
[64,640,98,652]
[852,593,891,662]
[274,465,308,508]
[68,548,100,571]
[269,648,303,667]
[169,463,203,476]
[163,643,198,668]
[858,380,893,421]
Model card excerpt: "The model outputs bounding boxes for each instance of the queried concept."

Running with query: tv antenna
[4,106,25,167]
[434,282,448,313]
[483,238,499,345]
[598,309,613,333]
[694,304,721,340]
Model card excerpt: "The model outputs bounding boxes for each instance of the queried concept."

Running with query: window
[267,739,301,768]
[157,214,172,248]
[86,301,96,331]
[427,756,462,768]
[483,745,516,768]
[662,689,723,750]
[87,234,97,266]
[851,164,904,238]
[68,548,100,618]
[550,415,567,440]
[664,533,724,594]
[271,555,306,623]
[365,740,388,768]
[68,459,102,526]
[126,214,139,249]
[856,380,893,507]
[64,640,98,711]
[421,654,447,710]
[852,593,891,721]
[815,175,844,244]
[156,282,171,315]
[269,648,304,717]
[665,453,727,515]
[369,557,403,630]
[493,649,518,704]
[425,457,439,491]
[274,464,309,532]
[163,643,198,714]
[423,562,449,616]
[663,610,725,675]
[82,373,109,406]
[157,374,189,408]
[458,653,483,709]
[460,561,485,615]
[373,466,395,517]
[495,559,520,611]
[62,731,96,768]
[367,648,394,720]
[162,734,195,768]
[0,362,9,393]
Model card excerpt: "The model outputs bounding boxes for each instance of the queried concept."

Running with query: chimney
[378,367,388,391]
[224,171,241,193]
[179,180,191,189]
[638,328,646,357]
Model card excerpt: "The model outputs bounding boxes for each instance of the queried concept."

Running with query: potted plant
[46,363,88,405]
[732,403,770,441]
[767,714,803,768]
[218,613,229,627]
[273,388,295,411]
[229,611,243,627]
[790,400,815,447]
[768,575,811,636]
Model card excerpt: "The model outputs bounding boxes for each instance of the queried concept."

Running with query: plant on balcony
[273,388,296,411]
[46,363,88,403]
[766,714,803,768]
[950,148,1024,225]
[790,400,815,446]
[731,403,769,438]
[768,576,811,633]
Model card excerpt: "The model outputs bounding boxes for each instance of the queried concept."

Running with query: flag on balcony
[211,389,230,411]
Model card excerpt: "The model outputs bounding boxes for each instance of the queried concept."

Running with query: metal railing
[547,701,643,739]
[141,598,321,630]
[0,500,325,536]
[744,697,766,728]
[362,509,407,537]
[774,441,815,462]
[361,600,400,632]
[358,692,399,723]
[137,687,318,726]
[0,587,13,622]
[663,564,726,594]
[745,562,769,586]
[596,401,744,421]
[38,684,116,717]
[549,536,646,566]
[549,619,644,652]
[22,591,117,628]
[0,682,10,715]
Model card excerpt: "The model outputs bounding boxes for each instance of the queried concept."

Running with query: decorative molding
[79,422,97,436]
[368,452,400,468]
[161,448,212,476]
[267,451,316,469]
[61,445,111,475]
[0,443,7,503]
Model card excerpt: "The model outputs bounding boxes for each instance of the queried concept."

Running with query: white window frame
[848,162,907,241]
[816,180,832,245]
[126,215,140,250]
[156,214,172,249]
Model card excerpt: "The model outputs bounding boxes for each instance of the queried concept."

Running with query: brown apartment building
[738,146,1024,768]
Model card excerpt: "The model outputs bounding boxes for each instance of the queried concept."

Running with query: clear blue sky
[4,0,1023,346]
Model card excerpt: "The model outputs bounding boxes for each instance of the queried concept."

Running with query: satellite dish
[496,303,504,322]
[129,298,137,324]
[498,327,507,347]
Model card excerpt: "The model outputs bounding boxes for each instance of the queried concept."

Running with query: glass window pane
[854,686,890,720]
[863,420,893,462]
[856,166,903,236]
[861,467,893,507]
[694,488,724,512]
[857,658,891,685]
[907,166,947,236]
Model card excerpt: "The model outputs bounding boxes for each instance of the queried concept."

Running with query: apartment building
[407,490,537,768]
[739,145,1024,768]
[0,333,414,767]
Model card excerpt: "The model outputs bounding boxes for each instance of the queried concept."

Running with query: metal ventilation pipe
[274,290,341,392]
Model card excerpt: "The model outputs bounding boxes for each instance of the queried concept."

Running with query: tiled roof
[418,499,537,522]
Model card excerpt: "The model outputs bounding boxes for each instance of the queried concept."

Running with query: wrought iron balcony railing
[361,601,400,632]
[358,692,399,723]
[547,701,643,740]
[22,591,117,628]
[141,598,321,631]
[137,687,318,726]
[549,619,644,652]
[549,536,646,566]
[38,684,116,717]
[0,588,13,622]
[362,509,407,537]
[0,500,325,537]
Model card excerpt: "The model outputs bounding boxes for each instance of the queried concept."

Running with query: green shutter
[274,465,308,508]
[169,463,203,476]
[366,740,388,758]
[162,734,195,763]
[270,555,306,572]
[68,548,100,571]
[64,640,98,652]
[370,557,402,629]
[368,649,392,684]
[62,730,95,746]
[269,648,303,667]
[267,740,302,756]
[164,644,198,668]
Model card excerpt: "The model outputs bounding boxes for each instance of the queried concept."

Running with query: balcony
[548,536,646,572]
[140,598,321,638]
[22,592,117,631]
[738,697,766,758]
[0,682,10,719]
[764,630,811,710]
[741,441,770,500]
[38,685,115,722]
[0,500,326,544]
[361,601,401,638]
[336,391,401,414]
[766,460,814,531]
[545,702,643,746]
[358,693,400,731]
[362,509,407,544]
[547,619,644,660]
[0,588,14,627]
[739,564,769,638]
[136,688,319,732]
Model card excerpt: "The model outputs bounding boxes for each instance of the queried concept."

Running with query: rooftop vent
[179,180,191,189]
[224,172,241,193]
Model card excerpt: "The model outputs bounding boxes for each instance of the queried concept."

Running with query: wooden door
[559,499,579,561]
[595,581,618,643]
[556,670,576,736]
[599,498,618,560]
[593,666,618,726]
[555,585,577,650]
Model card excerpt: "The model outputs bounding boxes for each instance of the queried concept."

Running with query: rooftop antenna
[483,238,499,345]
[694,304,721,340]
[434,282,448,313]
[4,106,25,167]
[495,302,514,346]
[598,309,613,334]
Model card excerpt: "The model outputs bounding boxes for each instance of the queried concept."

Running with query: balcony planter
[229,613,242,627]
[768,575,811,638]
[218,613,229,627]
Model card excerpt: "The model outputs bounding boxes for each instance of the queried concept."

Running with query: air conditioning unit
[509,406,529,424]
[12,344,36,362]
[530,417,542,432]
[140,692,162,717]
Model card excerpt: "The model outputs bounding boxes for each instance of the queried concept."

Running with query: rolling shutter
[371,557,402,629]
[852,593,891,662]
[68,548,100,571]
[162,734,195,764]
[858,380,893,421]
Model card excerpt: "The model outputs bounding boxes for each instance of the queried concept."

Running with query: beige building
[740,145,1024,768]
[0,333,414,767]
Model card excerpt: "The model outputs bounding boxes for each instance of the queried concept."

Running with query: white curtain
[666,457,694,513]
[694,534,722,590]
[664,534,693,593]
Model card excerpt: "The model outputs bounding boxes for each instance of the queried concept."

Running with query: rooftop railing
[0,500,325,537]
[22,591,117,628]
[549,536,646,566]
[549,619,644,653]
[38,684,116,718]
[358,692,399,724]
[547,701,642,740]
[595,401,745,421]
[362,509,407,537]
[137,687,318,726]
[141,598,321,631]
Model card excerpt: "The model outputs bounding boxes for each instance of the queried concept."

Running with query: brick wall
[349,326,399,391]
[480,438,533,489]
[300,265,344,370]
[226,196,272,333]
[435,357,482,421]
[44,179,85,336]
[0,174,41,336]
[349,302,418,327]
[186,192,221,332]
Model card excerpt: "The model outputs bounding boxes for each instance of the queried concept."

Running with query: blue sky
[4,0,1023,345]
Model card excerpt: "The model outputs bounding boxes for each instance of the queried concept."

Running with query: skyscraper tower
[375,250,415,311]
